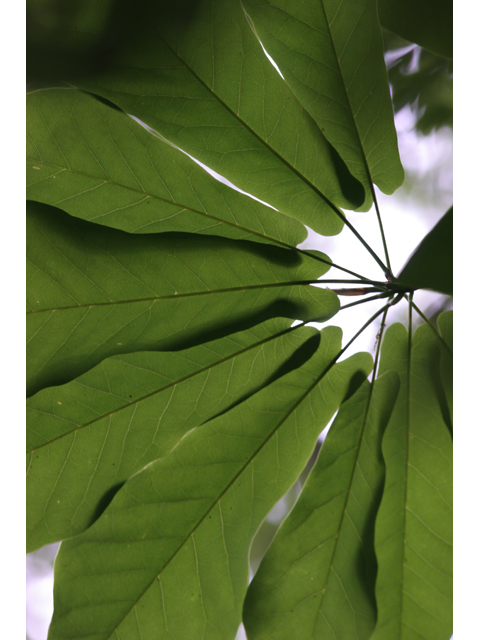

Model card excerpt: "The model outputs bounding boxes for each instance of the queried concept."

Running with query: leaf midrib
[88,339,344,640]
[27,322,302,453]
[26,279,324,314]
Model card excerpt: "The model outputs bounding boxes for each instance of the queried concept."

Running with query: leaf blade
[27,201,339,396]
[47,329,373,640]
[27,319,320,551]
[243,371,400,640]
[396,207,453,296]
[372,321,453,640]
[27,87,309,247]
[241,0,405,202]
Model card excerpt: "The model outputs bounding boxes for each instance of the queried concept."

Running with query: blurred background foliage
[384,31,453,135]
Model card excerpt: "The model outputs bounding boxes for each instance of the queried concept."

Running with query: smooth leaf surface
[244,372,399,640]
[241,0,404,201]
[27,88,309,247]
[27,201,339,396]
[372,321,453,640]
[378,0,452,59]
[48,328,373,640]
[438,311,452,428]
[27,319,320,551]
[65,0,368,235]
[396,207,452,296]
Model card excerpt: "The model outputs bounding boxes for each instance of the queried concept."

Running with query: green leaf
[378,0,452,59]
[396,207,453,296]
[241,0,404,202]
[27,319,320,552]
[372,321,453,640]
[438,310,453,430]
[63,0,368,234]
[243,371,399,640]
[27,88,308,247]
[48,328,372,640]
[27,201,339,396]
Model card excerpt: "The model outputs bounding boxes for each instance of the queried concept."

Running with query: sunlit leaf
[63,0,368,235]
[27,88,309,247]
[27,201,339,396]
[378,0,452,59]
[48,327,372,640]
[27,319,321,552]
[243,371,399,640]
[372,321,453,640]
[241,0,404,202]
[396,207,452,296]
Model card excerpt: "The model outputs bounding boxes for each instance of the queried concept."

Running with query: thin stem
[372,186,392,276]
[411,300,452,355]
[315,279,389,287]
[330,205,392,278]
[300,249,373,281]
[338,291,391,311]
[373,305,390,366]
[333,294,403,360]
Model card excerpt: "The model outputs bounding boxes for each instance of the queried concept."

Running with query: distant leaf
[48,329,373,640]
[27,201,339,396]
[27,319,321,551]
[241,0,404,202]
[243,372,399,640]
[27,88,309,247]
[372,321,453,640]
[65,0,368,235]
[396,207,452,296]
[378,0,452,59]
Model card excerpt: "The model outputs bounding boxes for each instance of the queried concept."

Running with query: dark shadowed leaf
[378,0,452,59]
[27,201,339,396]
[27,88,310,247]
[243,371,399,640]
[438,311,452,428]
[372,321,453,640]
[396,207,452,296]
[48,328,372,640]
[63,0,368,234]
[27,319,321,551]
[241,0,404,203]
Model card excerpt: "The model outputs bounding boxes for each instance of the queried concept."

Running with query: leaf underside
[27,200,338,396]
[47,329,373,640]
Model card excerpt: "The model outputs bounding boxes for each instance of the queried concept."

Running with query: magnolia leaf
[27,201,339,396]
[396,207,453,296]
[27,88,309,248]
[27,319,321,552]
[372,321,453,640]
[48,327,372,640]
[63,0,368,235]
[241,0,404,203]
[378,0,452,59]
[243,371,399,640]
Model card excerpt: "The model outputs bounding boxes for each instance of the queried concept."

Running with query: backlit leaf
[243,372,399,640]
[27,319,320,551]
[372,321,453,640]
[48,329,373,640]
[27,201,339,396]
[27,88,310,247]
[241,0,405,202]
[63,0,368,234]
